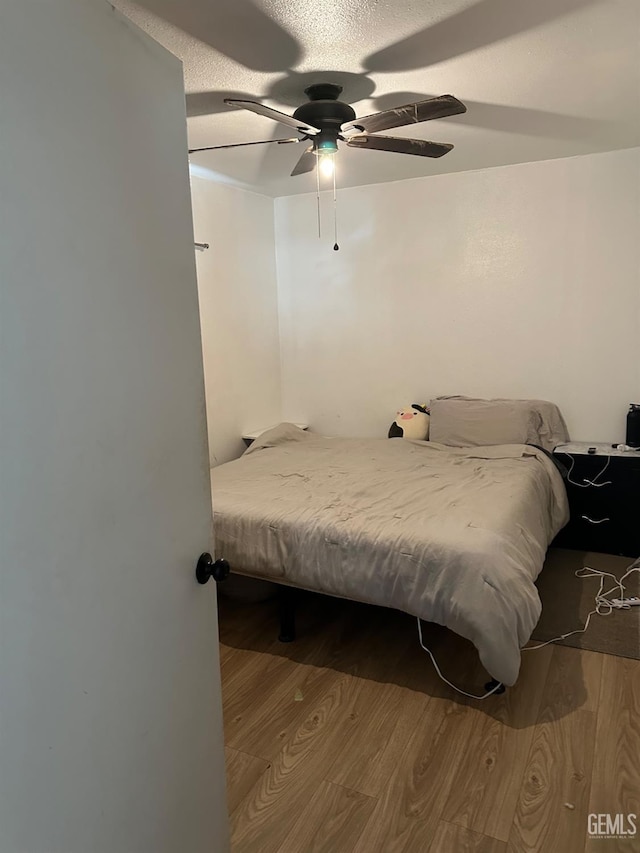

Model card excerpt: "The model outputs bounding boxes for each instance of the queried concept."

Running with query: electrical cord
[523,562,640,650]
[416,557,640,700]
[417,619,505,700]
[565,454,612,488]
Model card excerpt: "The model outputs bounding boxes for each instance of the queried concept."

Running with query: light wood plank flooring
[218,591,640,853]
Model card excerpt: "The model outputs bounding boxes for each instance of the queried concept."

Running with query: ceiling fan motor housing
[293,83,356,153]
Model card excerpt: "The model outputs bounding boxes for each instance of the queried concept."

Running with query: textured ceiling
[114,0,640,197]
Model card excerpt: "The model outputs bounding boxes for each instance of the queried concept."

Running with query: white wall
[191,175,281,464]
[275,148,640,443]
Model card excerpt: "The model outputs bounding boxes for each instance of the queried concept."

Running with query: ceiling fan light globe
[318,152,335,178]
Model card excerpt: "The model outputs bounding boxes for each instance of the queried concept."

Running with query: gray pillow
[429,397,569,451]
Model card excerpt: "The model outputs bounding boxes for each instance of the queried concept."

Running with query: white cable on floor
[417,618,505,700]
[523,563,640,651]
[416,558,640,700]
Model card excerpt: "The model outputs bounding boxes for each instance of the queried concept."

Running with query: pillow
[429,397,569,451]
[388,404,430,440]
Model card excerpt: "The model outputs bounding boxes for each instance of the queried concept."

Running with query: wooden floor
[218,590,640,853]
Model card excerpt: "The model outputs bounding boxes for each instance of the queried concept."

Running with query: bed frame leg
[485,678,506,695]
[278,585,296,643]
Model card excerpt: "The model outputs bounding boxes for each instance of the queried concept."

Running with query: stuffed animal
[388,404,430,440]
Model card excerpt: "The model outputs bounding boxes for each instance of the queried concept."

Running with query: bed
[211,407,569,686]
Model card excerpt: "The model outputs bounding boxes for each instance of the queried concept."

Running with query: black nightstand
[553,442,640,557]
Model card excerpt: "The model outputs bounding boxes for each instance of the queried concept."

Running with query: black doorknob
[196,552,230,585]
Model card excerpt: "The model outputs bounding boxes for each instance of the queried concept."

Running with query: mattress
[211,423,569,685]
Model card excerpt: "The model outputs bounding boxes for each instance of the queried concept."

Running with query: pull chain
[332,162,339,251]
[316,158,321,239]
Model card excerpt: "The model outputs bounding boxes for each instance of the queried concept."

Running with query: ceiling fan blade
[291,146,316,176]
[188,138,300,154]
[224,99,320,135]
[186,90,254,118]
[342,95,466,135]
[346,135,453,158]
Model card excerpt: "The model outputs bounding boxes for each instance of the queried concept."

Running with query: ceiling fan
[188,83,466,178]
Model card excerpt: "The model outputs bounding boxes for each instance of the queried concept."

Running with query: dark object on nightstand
[627,403,640,447]
[553,443,640,557]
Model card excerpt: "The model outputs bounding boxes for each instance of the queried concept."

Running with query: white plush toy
[388,404,430,440]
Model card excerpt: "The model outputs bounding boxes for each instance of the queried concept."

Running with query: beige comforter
[211,424,569,685]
